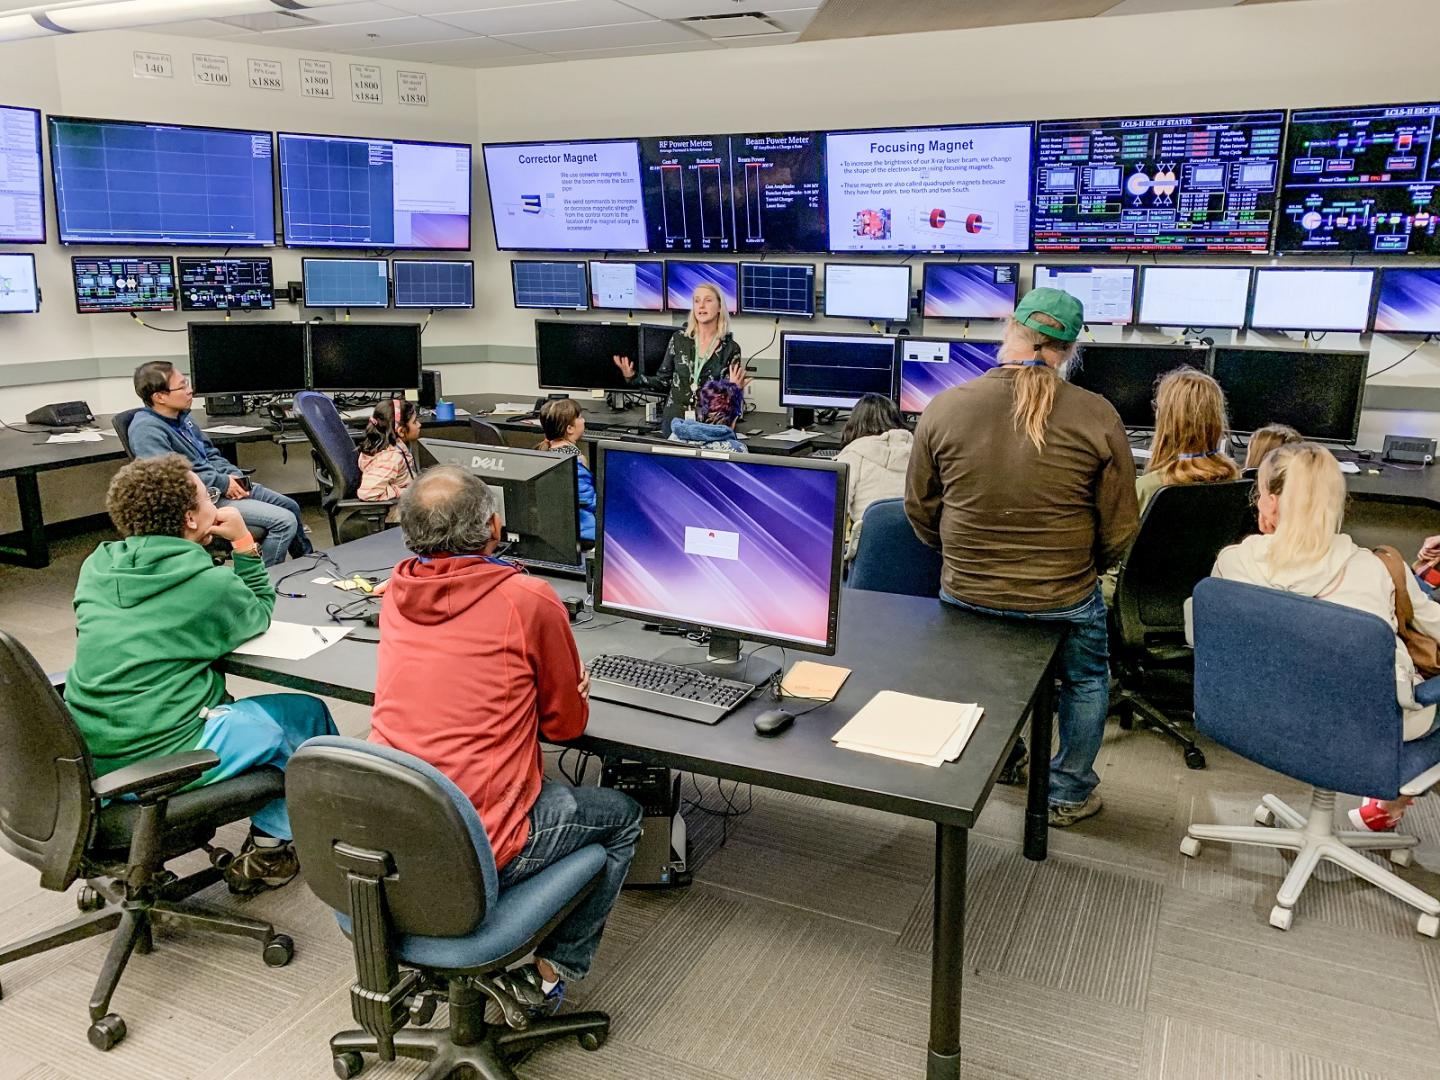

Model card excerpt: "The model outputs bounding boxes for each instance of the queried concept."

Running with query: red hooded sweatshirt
[369,555,588,869]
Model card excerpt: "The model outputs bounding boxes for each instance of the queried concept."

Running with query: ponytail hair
[1002,313,1078,452]
[1147,368,1240,485]
[358,397,417,457]
[1257,441,1347,574]
[1243,422,1302,471]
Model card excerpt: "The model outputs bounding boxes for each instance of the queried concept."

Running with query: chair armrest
[1416,676,1440,709]
[337,498,397,517]
[91,749,219,802]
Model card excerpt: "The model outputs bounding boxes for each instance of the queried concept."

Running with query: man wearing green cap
[905,287,1138,827]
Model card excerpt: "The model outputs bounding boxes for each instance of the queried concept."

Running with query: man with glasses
[128,361,307,566]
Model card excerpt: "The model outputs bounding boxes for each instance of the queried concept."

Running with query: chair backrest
[1114,479,1255,651]
[470,419,505,447]
[287,736,497,938]
[112,408,140,460]
[1192,578,1406,797]
[0,630,95,892]
[847,498,943,598]
[294,391,362,507]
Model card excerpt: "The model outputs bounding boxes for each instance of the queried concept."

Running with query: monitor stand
[655,632,781,688]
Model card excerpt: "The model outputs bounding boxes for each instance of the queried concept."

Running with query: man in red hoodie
[370,465,641,1016]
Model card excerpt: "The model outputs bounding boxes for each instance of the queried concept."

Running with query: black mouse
[753,708,795,736]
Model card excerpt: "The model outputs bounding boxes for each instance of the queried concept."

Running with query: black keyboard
[518,557,586,579]
[588,654,755,724]
[812,448,839,459]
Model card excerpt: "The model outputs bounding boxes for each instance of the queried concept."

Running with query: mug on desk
[433,401,456,422]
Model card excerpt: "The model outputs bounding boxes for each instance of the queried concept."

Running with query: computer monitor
[393,259,475,309]
[1067,343,1209,429]
[666,261,738,313]
[512,260,588,310]
[780,331,897,410]
[306,323,422,391]
[897,338,1002,414]
[72,256,175,313]
[178,257,274,312]
[1247,268,1376,334]
[188,323,306,396]
[0,104,44,244]
[823,263,911,321]
[739,261,815,317]
[1136,266,1251,328]
[1373,268,1440,335]
[1211,347,1367,443]
[302,258,389,309]
[483,138,646,252]
[921,263,1018,319]
[593,441,846,678]
[418,439,582,569]
[1031,265,1137,325]
[0,253,40,314]
[534,320,665,393]
[589,260,665,312]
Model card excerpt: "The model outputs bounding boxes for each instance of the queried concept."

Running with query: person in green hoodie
[64,454,338,893]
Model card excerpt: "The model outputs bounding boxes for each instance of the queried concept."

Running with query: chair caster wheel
[76,886,106,913]
[333,1051,365,1078]
[1115,702,1134,730]
[262,934,294,967]
[408,993,437,1026]
[1418,913,1440,939]
[1183,747,1206,770]
[1179,836,1201,858]
[578,1028,608,1052]
[1269,905,1293,931]
[208,847,234,870]
[88,1013,127,1051]
[1253,805,1275,827]
[1389,847,1414,868]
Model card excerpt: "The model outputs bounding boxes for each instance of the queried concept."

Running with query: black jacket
[627,330,741,430]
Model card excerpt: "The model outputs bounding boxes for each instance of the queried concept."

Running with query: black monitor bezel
[392,258,476,310]
[588,258,667,312]
[1,104,45,245]
[737,260,816,318]
[305,322,422,391]
[176,255,275,312]
[511,258,589,311]
[779,328,898,410]
[70,254,177,314]
[300,256,391,309]
[1030,263,1139,326]
[1136,265,1253,329]
[822,261,913,321]
[187,321,306,395]
[1066,340,1212,430]
[1245,266,1378,334]
[0,251,40,313]
[1371,267,1440,335]
[534,318,651,394]
[919,261,1020,320]
[1210,345,1368,443]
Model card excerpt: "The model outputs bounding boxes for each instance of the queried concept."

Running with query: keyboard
[812,448,839,459]
[588,654,756,724]
[517,557,586,579]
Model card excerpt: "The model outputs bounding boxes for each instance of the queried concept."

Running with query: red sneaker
[1348,798,1399,832]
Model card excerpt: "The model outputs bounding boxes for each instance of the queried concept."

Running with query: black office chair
[288,737,612,1080]
[847,498,943,598]
[293,391,397,545]
[470,418,506,447]
[0,630,292,1051]
[1110,479,1256,768]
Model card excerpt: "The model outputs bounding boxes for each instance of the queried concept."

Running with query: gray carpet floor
[4,516,1440,1080]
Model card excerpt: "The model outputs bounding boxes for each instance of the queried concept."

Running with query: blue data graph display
[302,258,389,308]
[49,117,275,246]
[394,260,474,309]
[280,135,395,248]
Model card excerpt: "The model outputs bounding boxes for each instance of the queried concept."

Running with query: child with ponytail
[357,397,422,511]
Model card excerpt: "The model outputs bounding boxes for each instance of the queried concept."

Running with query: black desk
[220,528,1062,1079]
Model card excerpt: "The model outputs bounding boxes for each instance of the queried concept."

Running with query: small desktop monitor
[178,257,274,312]
[739,262,815,317]
[1373,268,1440,335]
[0,253,40,314]
[1247,268,1376,333]
[897,338,1002,414]
[393,259,474,309]
[589,260,665,312]
[188,323,306,396]
[534,320,664,393]
[921,263,1018,319]
[307,323,422,391]
[512,260,588,310]
[1031,264,1137,325]
[1211,347,1367,443]
[419,439,582,569]
[666,260,738,313]
[823,263,911,321]
[302,258,389,309]
[1136,266,1251,328]
[780,331,896,410]
[72,256,175,313]
[1067,343,1209,428]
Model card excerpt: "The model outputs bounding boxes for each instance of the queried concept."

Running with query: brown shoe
[224,837,299,894]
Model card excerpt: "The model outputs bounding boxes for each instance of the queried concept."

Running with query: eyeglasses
[161,377,191,393]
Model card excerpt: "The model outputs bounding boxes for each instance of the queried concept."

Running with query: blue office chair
[847,498,943,598]
[1183,578,1440,936]
[292,392,396,545]
[286,737,611,1080]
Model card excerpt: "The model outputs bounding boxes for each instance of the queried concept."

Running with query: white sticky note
[684,527,739,561]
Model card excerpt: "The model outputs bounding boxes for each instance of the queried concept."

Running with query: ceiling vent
[681,12,784,38]
[215,10,318,32]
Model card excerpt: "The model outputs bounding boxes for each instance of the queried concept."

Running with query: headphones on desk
[326,595,381,629]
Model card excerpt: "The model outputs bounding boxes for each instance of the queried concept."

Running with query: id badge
[684,409,696,421]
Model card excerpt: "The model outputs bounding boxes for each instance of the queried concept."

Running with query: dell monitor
[823,263,911,321]
[1137,265,1251,328]
[307,323,422,391]
[534,319,665,393]
[780,332,897,410]
[590,259,665,312]
[178,257,274,312]
[72,256,175,313]
[921,263,1018,320]
[512,260,588,310]
[1247,268,1376,334]
[393,259,475,309]
[1067,343,1209,429]
[188,323,306,396]
[739,261,815,317]
[302,258,389,309]
[666,260,738,313]
[1031,265,1137,325]
[1373,268,1440,335]
[1211,347,1367,444]
[897,338,1002,415]
[0,253,40,314]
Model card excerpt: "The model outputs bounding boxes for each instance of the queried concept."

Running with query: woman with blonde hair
[1138,368,1241,515]
[906,287,1139,827]
[1207,442,1440,831]
[1243,422,1302,472]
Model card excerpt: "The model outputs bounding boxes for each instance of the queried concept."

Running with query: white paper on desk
[231,622,353,661]
[836,705,983,767]
[765,428,819,444]
[202,424,262,435]
[833,692,983,764]
[492,402,537,414]
[46,431,104,443]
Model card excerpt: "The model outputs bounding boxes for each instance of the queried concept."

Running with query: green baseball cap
[1014,287,1085,342]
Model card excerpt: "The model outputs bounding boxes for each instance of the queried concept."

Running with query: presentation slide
[825,123,1033,253]
[0,106,44,243]
[1032,264,1136,325]
[0,253,38,313]
[1374,268,1440,334]
[640,134,733,253]
[484,139,647,252]
[590,259,665,311]
[1137,266,1251,328]
[823,263,910,320]
[1248,269,1375,332]
[730,131,825,253]
[898,340,1001,413]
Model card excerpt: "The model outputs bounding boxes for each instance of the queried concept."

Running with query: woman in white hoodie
[835,394,913,562]
[1207,442,1440,831]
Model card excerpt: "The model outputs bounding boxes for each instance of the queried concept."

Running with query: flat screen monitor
[589,259,665,311]
[302,258,389,309]
[49,116,274,246]
[1373,268,1440,334]
[482,138,646,252]
[72,256,175,313]
[1031,264,1137,325]
[1247,268,1376,333]
[780,331,896,409]
[897,338,1002,414]
[178,257,274,312]
[188,323,306,395]
[419,439,582,569]
[1067,343,1209,428]
[739,261,815,317]
[1211,347,1367,443]
[0,105,44,243]
[1278,101,1440,256]
[279,132,471,250]
[825,122,1033,253]
[307,323,422,391]
[535,320,664,393]
[1033,110,1283,253]
[393,259,475,309]
[921,263,1018,319]
[639,133,733,254]
[1137,265,1251,328]
[0,253,39,314]
[594,442,846,654]
[512,260,588,310]
[823,263,911,321]
[666,260,738,312]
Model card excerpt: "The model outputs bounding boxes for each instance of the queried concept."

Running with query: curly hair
[696,379,744,425]
[106,454,200,538]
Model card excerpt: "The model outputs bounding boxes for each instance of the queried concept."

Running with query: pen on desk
[312,626,328,646]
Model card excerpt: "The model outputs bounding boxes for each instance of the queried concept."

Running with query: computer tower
[420,368,442,409]
[204,394,246,417]
[600,760,688,888]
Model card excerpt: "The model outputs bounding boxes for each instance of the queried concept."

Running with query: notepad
[493,402,537,414]
[766,429,819,444]
[202,424,263,435]
[781,661,851,701]
[46,431,104,443]
[832,691,984,767]
[231,622,353,661]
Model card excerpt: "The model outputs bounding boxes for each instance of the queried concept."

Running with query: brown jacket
[905,367,1139,612]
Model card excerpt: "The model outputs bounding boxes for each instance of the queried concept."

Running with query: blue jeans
[219,482,306,566]
[941,584,1110,808]
[498,781,642,982]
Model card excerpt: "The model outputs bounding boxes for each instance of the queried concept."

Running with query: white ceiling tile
[432,0,651,35]
[496,18,700,49]
[260,15,475,49]
[379,0,559,13]
[352,35,542,64]
[148,18,253,39]
[287,2,410,24]
[715,30,799,46]
[766,7,819,32]
[619,0,801,16]
[685,13,778,37]
[548,38,721,58]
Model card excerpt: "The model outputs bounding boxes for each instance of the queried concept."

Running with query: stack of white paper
[832,691,984,767]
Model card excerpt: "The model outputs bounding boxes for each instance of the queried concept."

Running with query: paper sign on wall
[248,58,283,91]
[192,53,231,87]
[398,70,428,107]
[350,63,383,105]
[300,58,333,98]
[133,51,173,79]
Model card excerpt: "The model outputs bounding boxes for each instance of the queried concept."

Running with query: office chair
[293,391,397,545]
[0,630,293,1051]
[847,498,943,598]
[1183,579,1440,936]
[470,418,506,447]
[287,737,612,1080]
[1110,479,1255,769]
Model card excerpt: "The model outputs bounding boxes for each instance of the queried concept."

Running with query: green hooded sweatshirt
[64,536,276,776]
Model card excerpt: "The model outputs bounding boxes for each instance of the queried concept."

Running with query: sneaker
[1048,792,1104,828]
[491,963,565,1020]
[223,837,300,894]
[997,740,1029,786]
[1348,798,1400,833]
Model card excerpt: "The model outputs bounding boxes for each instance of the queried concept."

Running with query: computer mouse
[753,708,795,737]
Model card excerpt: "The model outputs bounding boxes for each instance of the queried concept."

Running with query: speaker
[204,393,246,417]
[419,368,442,409]
[26,401,93,427]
